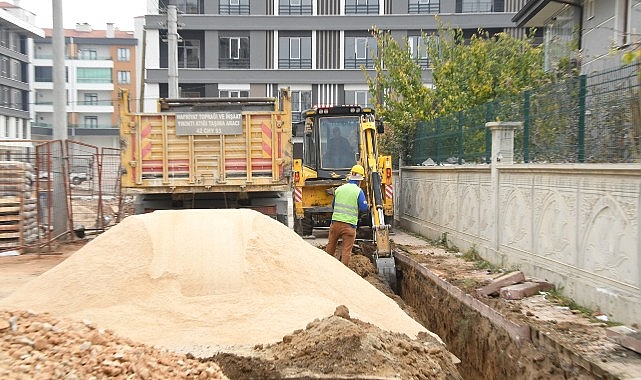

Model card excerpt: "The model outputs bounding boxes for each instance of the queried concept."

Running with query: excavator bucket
[373,226,397,291]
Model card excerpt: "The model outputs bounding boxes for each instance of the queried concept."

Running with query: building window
[345,36,376,69]
[79,49,98,60]
[117,71,131,84]
[279,0,312,15]
[179,39,200,68]
[345,90,371,107]
[457,0,503,13]
[408,0,439,14]
[117,48,130,61]
[586,0,595,20]
[0,57,7,78]
[279,36,312,69]
[219,90,249,97]
[345,0,379,14]
[291,90,311,121]
[177,0,201,13]
[35,66,52,82]
[408,35,434,69]
[77,68,112,83]
[219,0,249,15]
[219,36,250,68]
[84,93,98,105]
[84,116,98,128]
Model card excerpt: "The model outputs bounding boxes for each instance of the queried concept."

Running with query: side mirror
[376,119,384,134]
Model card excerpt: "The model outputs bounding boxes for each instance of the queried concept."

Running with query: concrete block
[477,271,525,297]
[499,281,555,300]
[606,325,641,354]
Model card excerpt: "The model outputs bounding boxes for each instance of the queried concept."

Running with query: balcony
[279,4,312,15]
[344,57,375,69]
[278,58,312,69]
[345,3,379,14]
[408,3,439,14]
[219,4,249,15]
[219,58,250,69]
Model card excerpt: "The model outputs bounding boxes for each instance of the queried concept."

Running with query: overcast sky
[23,0,148,31]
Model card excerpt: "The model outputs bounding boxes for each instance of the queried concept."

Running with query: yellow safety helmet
[349,164,365,181]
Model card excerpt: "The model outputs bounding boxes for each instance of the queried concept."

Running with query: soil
[2,228,641,379]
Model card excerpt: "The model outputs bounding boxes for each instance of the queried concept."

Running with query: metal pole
[52,0,67,140]
[167,5,179,98]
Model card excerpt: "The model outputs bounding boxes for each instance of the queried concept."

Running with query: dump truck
[292,104,396,287]
[119,88,293,225]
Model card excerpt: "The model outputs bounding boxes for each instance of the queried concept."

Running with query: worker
[326,164,368,266]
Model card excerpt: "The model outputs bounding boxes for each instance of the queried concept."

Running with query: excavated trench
[393,251,624,379]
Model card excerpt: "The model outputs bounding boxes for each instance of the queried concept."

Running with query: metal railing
[407,62,641,165]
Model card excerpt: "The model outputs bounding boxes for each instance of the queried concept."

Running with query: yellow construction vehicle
[119,88,293,224]
[292,104,396,287]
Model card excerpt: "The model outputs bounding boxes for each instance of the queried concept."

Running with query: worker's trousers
[326,221,356,266]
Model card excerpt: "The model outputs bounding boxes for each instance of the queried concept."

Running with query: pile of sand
[0,209,438,355]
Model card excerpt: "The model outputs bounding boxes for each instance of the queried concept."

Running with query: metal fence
[408,62,641,165]
[0,140,127,254]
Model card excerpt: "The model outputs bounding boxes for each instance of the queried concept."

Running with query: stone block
[606,325,641,354]
[499,281,555,300]
[477,271,525,297]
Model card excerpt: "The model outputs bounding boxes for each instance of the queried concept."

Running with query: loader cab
[301,105,377,179]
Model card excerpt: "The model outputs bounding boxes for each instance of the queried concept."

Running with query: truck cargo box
[118,88,293,222]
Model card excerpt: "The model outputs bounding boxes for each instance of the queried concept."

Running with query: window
[291,90,311,121]
[345,36,376,69]
[586,0,595,20]
[117,48,130,61]
[35,66,52,82]
[279,0,312,15]
[345,0,378,14]
[219,36,250,68]
[345,90,372,107]
[178,39,200,68]
[0,57,8,78]
[84,93,98,105]
[176,0,200,13]
[408,35,433,69]
[409,0,439,14]
[77,68,112,83]
[278,35,312,69]
[84,116,98,128]
[219,0,249,15]
[457,0,500,13]
[117,71,131,84]
[79,49,98,60]
[219,90,249,97]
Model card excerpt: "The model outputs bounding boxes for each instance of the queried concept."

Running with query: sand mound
[0,209,438,355]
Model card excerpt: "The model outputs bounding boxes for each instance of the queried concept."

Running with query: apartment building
[139,0,535,120]
[513,0,641,74]
[32,23,137,149]
[0,1,43,157]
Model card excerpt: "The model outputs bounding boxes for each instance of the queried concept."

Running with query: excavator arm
[360,115,396,289]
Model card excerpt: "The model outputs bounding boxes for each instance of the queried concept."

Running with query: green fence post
[436,118,441,164]
[578,75,586,163]
[523,90,530,163]
[458,111,463,165]
[485,102,494,164]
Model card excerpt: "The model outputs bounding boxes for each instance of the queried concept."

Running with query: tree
[364,19,549,161]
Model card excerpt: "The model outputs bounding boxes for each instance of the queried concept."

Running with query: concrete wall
[395,126,641,327]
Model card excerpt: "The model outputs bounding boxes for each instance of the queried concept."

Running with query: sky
[23,0,148,31]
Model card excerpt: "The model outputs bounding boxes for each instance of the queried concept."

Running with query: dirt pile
[212,305,462,379]
[0,209,461,378]
[0,309,228,379]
